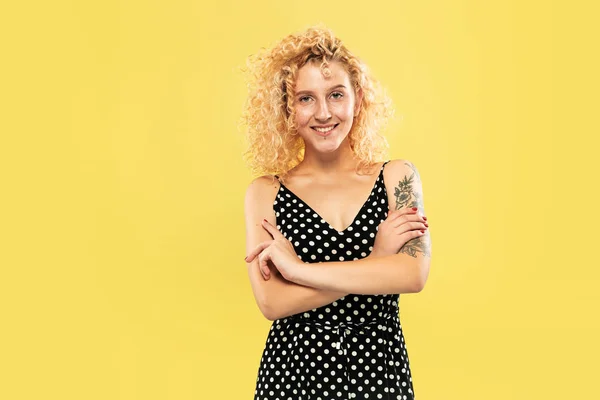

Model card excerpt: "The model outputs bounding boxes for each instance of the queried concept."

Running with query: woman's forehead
[295,62,351,90]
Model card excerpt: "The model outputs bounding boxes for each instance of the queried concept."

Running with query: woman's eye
[298,93,342,103]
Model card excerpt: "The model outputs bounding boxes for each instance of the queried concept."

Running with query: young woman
[242,24,432,400]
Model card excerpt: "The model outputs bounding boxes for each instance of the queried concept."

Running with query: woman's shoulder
[246,174,281,195]
[245,174,281,209]
[381,158,425,210]
[249,174,281,185]
[381,158,423,192]
[383,158,421,178]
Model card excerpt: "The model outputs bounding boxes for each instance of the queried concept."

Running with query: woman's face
[292,60,362,153]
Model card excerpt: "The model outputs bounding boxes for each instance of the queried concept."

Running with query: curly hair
[239,23,394,184]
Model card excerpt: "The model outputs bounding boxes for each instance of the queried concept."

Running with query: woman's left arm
[291,251,429,294]
[291,159,432,295]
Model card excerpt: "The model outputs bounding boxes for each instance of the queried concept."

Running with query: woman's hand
[371,207,429,257]
[244,219,304,282]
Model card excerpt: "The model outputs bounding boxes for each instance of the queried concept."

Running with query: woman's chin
[308,138,344,153]
[301,130,350,153]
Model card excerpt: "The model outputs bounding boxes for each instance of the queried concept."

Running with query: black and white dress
[253,160,416,400]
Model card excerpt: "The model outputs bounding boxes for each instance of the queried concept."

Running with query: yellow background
[1,1,598,399]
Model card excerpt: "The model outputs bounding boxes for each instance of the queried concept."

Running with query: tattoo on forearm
[394,162,431,258]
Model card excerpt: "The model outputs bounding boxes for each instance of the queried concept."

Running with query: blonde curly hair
[239,24,394,184]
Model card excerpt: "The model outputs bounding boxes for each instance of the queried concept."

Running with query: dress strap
[380,160,391,174]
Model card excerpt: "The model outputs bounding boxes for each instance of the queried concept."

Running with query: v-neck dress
[253,160,416,400]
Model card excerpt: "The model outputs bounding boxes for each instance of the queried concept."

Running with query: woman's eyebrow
[295,84,347,96]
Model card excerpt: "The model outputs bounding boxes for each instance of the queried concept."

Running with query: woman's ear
[354,88,364,117]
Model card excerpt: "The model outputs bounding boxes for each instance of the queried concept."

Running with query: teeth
[314,125,335,133]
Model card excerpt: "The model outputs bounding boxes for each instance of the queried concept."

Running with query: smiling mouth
[312,124,339,134]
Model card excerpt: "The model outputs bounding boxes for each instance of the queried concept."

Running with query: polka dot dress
[253,160,416,400]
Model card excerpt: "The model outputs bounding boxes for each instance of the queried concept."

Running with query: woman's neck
[297,139,359,177]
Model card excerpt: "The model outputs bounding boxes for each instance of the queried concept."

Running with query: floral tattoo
[394,162,431,258]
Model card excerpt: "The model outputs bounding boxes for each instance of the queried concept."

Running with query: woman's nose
[315,100,332,120]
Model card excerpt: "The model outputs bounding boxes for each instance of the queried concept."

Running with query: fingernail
[412,207,418,211]
[423,217,427,221]
[263,219,267,223]
[244,256,248,261]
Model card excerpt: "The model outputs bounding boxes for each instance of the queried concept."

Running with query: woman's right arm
[244,176,348,321]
